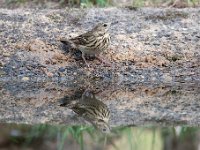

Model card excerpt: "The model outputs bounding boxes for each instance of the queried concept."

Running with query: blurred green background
[0,123,199,150]
[1,0,199,8]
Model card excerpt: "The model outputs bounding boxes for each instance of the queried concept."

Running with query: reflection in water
[59,90,110,133]
[1,82,200,149]
[0,124,199,150]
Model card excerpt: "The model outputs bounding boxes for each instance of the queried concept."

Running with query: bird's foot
[82,53,90,67]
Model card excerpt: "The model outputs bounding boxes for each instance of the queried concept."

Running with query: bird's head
[94,119,111,133]
[92,23,111,35]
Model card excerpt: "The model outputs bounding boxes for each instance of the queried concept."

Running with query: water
[0,81,200,150]
[0,124,199,150]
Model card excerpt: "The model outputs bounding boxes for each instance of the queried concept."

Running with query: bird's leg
[82,52,90,67]
[95,54,111,67]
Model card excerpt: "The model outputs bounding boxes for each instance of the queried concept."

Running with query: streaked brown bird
[59,91,110,133]
[60,23,111,67]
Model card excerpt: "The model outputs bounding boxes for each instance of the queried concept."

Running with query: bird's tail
[60,38,70,45]
[60,38,76,48]
[59,96,77,108]
[59,90,83,108]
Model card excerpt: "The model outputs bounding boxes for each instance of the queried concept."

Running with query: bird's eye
[103,24,107,27]
[102,128,107,132]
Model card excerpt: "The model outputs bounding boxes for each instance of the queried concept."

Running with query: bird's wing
[72,106,87,115]
[70,32,96,47]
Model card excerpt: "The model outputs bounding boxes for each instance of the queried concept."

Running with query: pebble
[163,73,172,83]
[0,70,6,76]
[3,52,11,57]
[21,76,30,81]
[0,61,5,67]
[58,67,65,72]
[46,72,53,77]
[152,41,160,46]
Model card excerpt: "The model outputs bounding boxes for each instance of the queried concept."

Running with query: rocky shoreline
[0,7,200,126]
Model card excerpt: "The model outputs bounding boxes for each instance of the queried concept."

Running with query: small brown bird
[60,23,111,67]
[60,91,110,133]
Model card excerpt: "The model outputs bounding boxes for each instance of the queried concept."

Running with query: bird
[60,22,111,67]
[59,90,111,133]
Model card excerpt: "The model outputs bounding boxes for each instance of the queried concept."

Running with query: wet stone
[152,41,160,46]
[58,67,65,72]
[0,69,7,76]
[73,51,82,60]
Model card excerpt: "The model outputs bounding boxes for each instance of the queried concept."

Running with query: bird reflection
[59,90,110,133]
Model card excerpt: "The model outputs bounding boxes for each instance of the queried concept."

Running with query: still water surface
[0,124,199,150]
[0,82,199,150]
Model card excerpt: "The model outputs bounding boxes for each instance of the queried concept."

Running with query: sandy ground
[0,8,199,82]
